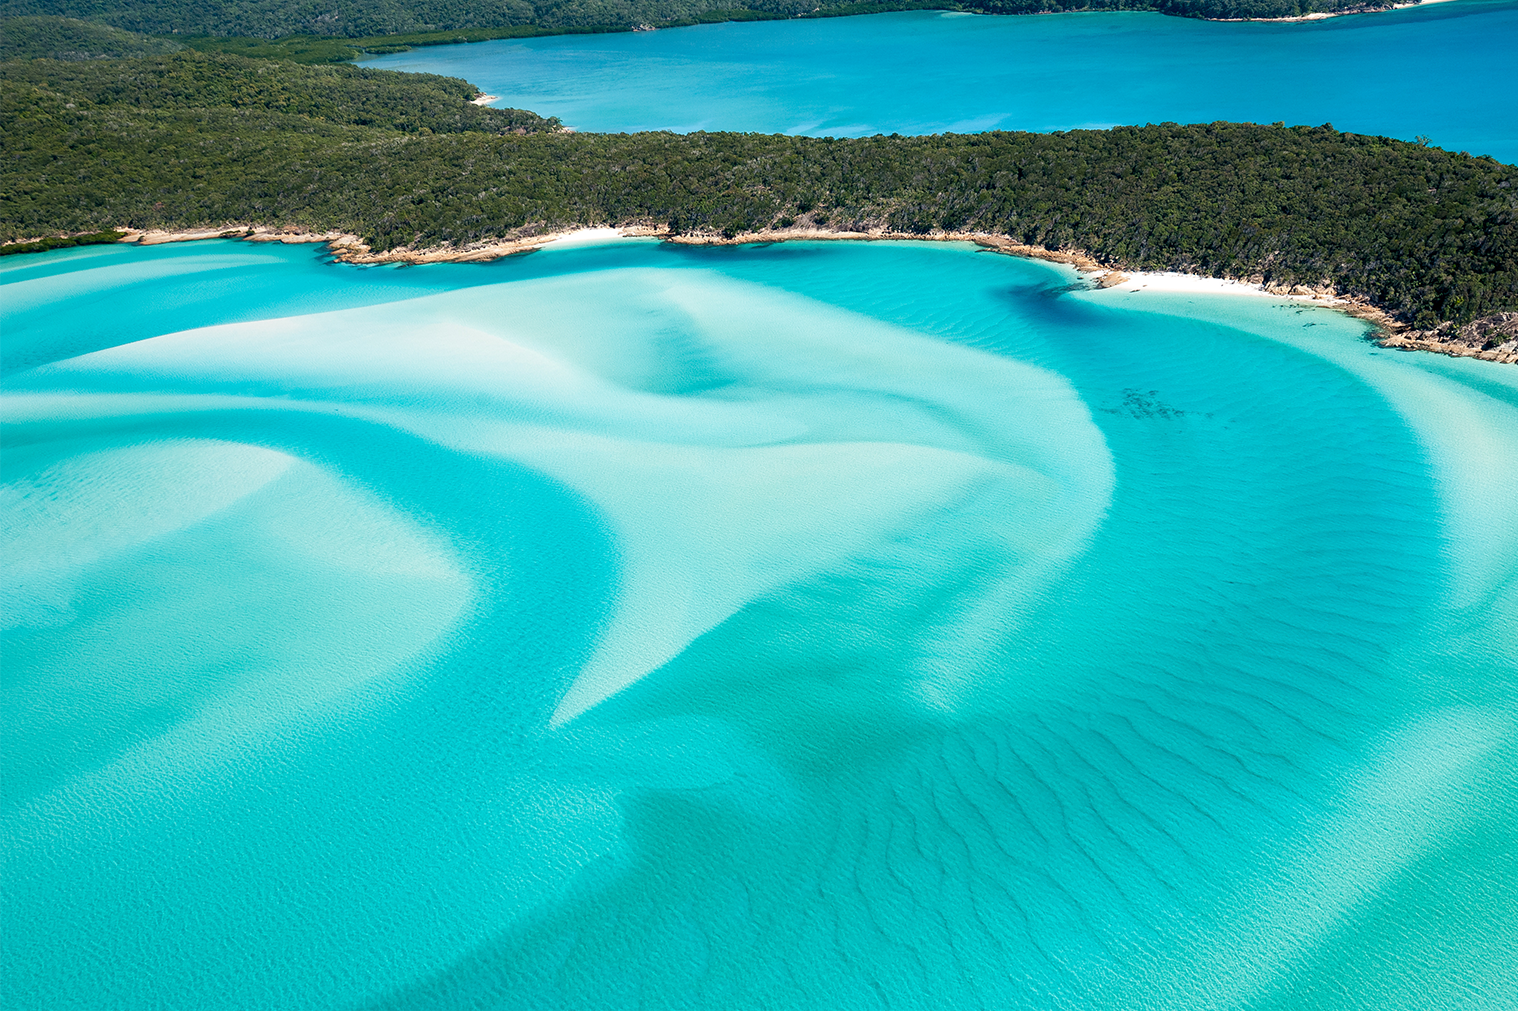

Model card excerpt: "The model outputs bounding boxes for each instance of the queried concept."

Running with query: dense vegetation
[0,48,560,129]
[0,0,1409,48]
[0,13,179,57]
[0,226,121,252]
[4,46,1514,329]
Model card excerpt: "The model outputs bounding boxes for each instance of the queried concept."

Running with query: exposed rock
[1458,311,1518,349]
[1379,312,1518,364]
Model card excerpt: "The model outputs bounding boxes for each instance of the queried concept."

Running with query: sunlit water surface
[365,2,1518,163]
[3,238,1516,1008]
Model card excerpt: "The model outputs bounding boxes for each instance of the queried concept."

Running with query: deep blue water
[4,237,1515,1007]
[366,2,1518,163]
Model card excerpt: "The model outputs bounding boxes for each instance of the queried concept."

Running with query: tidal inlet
[3,3,1518,1010]
[5,237,1515,1008]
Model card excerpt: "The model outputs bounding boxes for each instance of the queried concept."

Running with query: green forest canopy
[0,0,1411,50]
[4,46,1514,330]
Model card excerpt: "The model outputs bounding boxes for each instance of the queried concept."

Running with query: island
[0,0,1447,65]
[3,15,1515,360]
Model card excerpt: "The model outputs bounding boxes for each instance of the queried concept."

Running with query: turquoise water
[3,237,1516,1007]
[365,2,1518,163]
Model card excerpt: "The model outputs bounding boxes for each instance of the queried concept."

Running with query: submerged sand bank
[84,223,1518,364]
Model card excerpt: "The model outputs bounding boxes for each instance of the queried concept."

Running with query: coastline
[34,223,1518,365]
[1224,0,1462,23]
[333,0,1464,59]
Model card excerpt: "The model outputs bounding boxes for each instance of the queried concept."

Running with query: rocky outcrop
[1380,312,1518,364]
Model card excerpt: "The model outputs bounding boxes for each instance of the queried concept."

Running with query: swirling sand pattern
[2,239,1514,1008]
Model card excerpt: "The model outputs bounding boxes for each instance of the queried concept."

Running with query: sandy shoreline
[1223,0,1461,22]
[28,222,1513,364]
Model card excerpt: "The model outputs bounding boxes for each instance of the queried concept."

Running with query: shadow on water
[7,239,1504,1008]
[370,305,1451,1006]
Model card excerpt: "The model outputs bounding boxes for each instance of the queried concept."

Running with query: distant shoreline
[1221,0,1460,22]
[153,1,1469,68]
[16,223,1513,364]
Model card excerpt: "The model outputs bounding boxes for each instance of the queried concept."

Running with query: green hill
[0,14,181,58]
[4,47,1512,330]
[0,0,1411,47]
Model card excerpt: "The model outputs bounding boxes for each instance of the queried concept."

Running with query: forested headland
[3,24,1515,340]
[0,0,1416,65]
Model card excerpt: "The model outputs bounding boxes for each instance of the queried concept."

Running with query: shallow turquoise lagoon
[3,238,1516,1008]
[365,2,1518,163]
